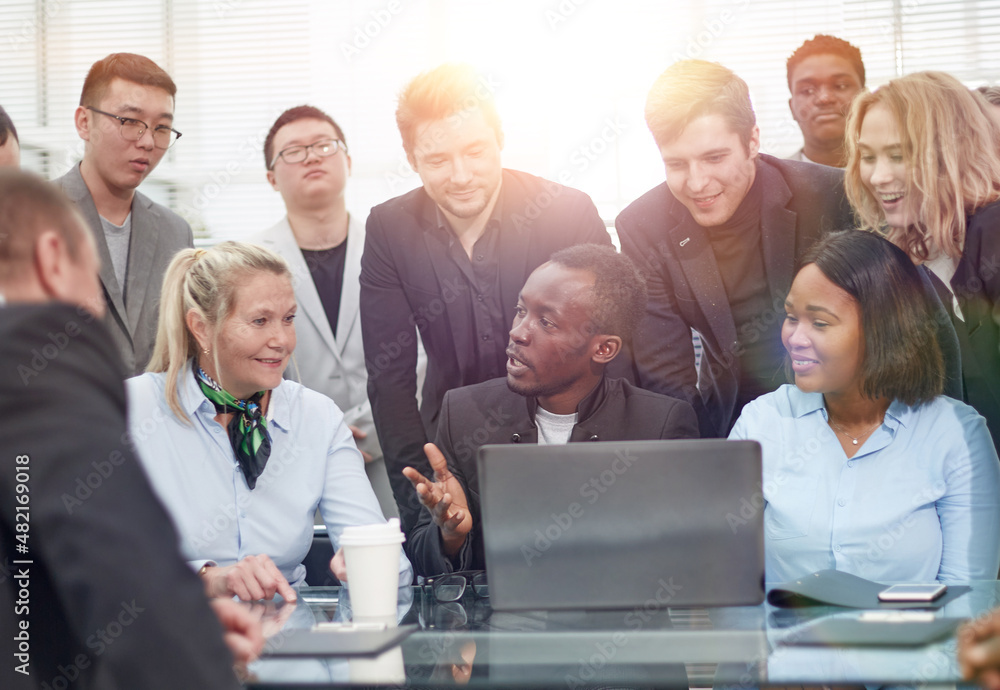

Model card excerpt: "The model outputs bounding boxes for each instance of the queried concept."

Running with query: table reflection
[249,583,414,685]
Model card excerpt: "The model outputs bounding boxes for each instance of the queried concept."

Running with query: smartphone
[877,584,947,602]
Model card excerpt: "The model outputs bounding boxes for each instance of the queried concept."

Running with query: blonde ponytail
[146,241,291,423]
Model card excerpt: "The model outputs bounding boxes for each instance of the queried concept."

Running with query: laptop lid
[477,439,764,611]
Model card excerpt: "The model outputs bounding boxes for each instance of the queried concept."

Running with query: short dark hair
[786,34,865,91]
[0,106,18,147]
[548,244,647,341]
[798,230,943,406]
[977,85,1000,107]
[0,169,88,284]
[263,105,346,170]
[80,53,177,107]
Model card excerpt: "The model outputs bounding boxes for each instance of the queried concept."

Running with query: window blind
[4,0,999,239]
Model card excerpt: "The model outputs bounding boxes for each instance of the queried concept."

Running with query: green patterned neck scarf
[195,364,272,489]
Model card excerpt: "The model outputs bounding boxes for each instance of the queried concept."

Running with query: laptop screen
[477,439,764,610]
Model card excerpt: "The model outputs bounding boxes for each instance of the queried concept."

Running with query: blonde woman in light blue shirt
[127,242,412,601]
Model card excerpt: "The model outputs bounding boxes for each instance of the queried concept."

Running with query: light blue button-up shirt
[730,385,1000,584]
[125,364,412,588]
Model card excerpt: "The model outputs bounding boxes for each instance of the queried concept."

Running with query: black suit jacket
[360,169,611,533]
[943,200,1000,447]
[616,155,855,437]
[406,376,699,577]
[0,304,239,690]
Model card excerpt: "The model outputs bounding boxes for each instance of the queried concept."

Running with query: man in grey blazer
[250,105,410,519]
[54,53,191,376]
[0,105,20,168]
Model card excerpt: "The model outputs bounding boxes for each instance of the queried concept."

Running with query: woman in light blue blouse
[730,230,1000,584]
[126,242,412,601]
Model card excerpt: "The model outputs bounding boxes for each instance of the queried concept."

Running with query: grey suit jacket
[54,164,193,376]
[250,215,377,453]
[250,215,426,520]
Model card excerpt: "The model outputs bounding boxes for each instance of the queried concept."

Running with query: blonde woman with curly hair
[845,70,1000,447]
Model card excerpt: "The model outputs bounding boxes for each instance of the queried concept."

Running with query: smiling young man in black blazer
[616,59,854,438]
[360,64,612,537]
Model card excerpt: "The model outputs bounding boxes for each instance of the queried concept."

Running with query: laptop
[477,439,764,611]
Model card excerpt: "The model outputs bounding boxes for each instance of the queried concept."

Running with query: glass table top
[243,580,1000,688]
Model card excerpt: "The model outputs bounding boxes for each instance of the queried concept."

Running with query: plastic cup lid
[340,518,406,546]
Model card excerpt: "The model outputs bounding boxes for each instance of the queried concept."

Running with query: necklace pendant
[852,439,859,445]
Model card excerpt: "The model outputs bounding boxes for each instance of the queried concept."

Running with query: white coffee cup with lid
[340,518,405,624]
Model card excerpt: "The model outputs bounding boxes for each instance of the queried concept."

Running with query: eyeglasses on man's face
[269,139,347,170]
[86,107,182,149]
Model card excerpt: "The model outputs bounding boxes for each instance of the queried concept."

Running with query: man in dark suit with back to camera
[361,63,613,537]
[54,52,191,376]
[616,59,854,438]
[0,170,260,690]
[402,244,699,577]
